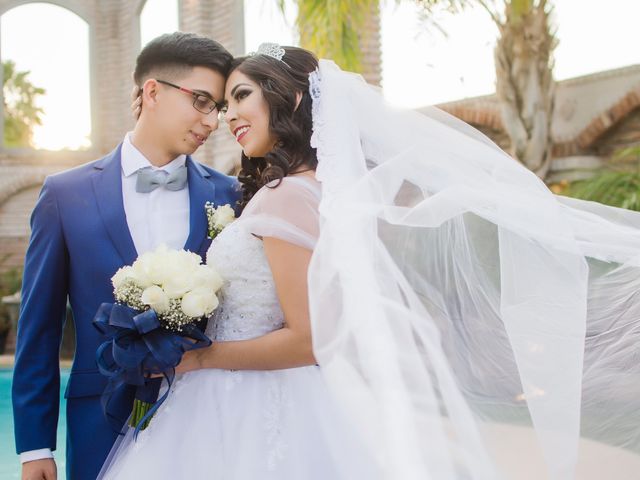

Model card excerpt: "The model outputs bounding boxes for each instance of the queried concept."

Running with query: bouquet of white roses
[111,245,223,330]
[94,245,223,435]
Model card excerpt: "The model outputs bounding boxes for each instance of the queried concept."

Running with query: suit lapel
[183,156,215,255]
[91,145,138,265]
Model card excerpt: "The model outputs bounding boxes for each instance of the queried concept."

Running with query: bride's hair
[229,47,319,211]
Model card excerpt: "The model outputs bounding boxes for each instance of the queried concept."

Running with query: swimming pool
[0,368,69,479]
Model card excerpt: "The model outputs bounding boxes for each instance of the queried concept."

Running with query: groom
[12,32,239,480]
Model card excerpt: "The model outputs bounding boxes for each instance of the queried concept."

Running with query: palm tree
[277,0,381,79]
[3,60,46,148]
[417,0,557,179]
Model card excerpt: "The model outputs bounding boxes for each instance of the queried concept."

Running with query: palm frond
[280,0,377,72]
[613,146,640,163]
[3,60,46,148]
[565,170,640,211]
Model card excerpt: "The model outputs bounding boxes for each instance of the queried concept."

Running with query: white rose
[140,285,170,313]
[111,266,137,289]
[176,250,203,272]
[194,265,224,293]
[181,289,218,318]
[148,245,178,284]
[213,205,235,229]
[133,245,184,286]
[131,255,155,288]
[195,286,219,314]
[160,251,188,280]
[159,250,198,278]
[163,271,197,299]
[147,260,170,285]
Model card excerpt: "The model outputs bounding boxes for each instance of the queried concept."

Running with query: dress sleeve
[240,178,321,251]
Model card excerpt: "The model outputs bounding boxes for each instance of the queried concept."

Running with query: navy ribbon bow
[93,302,211,438]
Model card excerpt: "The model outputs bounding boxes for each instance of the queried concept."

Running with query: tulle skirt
[97,366,378,479]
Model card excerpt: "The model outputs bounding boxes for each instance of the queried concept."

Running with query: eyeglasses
[156,79,226,115]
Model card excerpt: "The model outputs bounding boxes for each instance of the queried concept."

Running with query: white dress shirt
[20,133,191,464]
[120,132,190,254]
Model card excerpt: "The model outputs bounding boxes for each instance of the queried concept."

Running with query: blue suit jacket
[12,144,240,479]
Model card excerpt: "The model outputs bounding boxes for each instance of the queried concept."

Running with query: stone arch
[135,0,181,51]
[134,0,147,14]
[0,0,92,22]
[0,0,95,150]
[0,172,45,206]
[0,183,40,232]
[0,181,42,270]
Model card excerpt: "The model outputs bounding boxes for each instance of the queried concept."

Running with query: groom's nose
[201,110,219,130]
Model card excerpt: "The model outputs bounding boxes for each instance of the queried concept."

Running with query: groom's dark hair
[134,32,233,86]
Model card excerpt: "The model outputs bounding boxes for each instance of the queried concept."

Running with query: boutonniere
[205,202,236,239]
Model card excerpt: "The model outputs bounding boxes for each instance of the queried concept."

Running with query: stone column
[91,0,142,154]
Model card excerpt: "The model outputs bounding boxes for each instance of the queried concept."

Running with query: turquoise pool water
[0,368,69,479]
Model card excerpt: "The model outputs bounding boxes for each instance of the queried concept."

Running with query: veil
[307,60,640,479]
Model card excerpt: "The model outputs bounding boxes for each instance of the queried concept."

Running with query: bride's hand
[131,84,142,120]
[175,349,204,374]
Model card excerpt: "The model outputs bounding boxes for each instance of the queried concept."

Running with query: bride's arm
[176,236,316,372]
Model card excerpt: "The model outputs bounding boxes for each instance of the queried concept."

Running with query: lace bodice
[205,219,284,341]
[205,176,321,342]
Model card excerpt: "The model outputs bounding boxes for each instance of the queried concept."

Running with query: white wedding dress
[98,176,377,480]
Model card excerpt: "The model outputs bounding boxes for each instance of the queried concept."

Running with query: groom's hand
[22,458,56,480]
[131,84,142,120]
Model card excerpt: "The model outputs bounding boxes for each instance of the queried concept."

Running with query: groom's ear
[141,78,161,109]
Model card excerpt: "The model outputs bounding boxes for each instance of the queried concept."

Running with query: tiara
[250,42,290,67]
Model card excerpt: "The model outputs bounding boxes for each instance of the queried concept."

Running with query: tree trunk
[494,0,556,179]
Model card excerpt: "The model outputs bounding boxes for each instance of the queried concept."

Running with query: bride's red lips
[233,125,250,142]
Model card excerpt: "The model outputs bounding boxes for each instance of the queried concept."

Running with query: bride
[100,44,640,479]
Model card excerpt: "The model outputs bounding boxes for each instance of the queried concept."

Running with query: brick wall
[593,107,640,157]
[0,184,37,271]
[0,154,93,273]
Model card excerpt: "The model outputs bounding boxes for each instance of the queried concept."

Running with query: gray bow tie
[135,165,188,193]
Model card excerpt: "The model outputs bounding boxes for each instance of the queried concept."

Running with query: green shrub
[564,146,640,211]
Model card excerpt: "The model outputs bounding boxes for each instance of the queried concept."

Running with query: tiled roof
[427,64,640,146]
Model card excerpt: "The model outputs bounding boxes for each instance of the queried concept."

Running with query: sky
[1,0,639,150]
